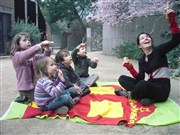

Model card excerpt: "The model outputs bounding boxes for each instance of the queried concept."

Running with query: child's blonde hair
[10,31,30,57]
[35,57,54,79]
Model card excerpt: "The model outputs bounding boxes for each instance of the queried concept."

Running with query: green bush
[9,20,41,45]
[112,42,143,60]
[167,46,180,77]
[167,46,180,69]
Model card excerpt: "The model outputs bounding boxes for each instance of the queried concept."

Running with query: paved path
[0,51,179,135]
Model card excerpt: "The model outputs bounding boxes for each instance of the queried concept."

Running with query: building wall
[0,0,13,6]
[0,0,14,24]
[0,0,14,56]
[103,15,169,55]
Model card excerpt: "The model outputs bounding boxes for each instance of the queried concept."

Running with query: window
[0,13,11,55]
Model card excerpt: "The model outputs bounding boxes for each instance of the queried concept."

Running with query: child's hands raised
[57,69,65,82]
[74,84,83,95]
[77,43,86,49]
[40,40,54,49]
[92,57,99,63]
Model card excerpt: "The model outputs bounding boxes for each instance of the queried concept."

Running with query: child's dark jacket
[71,48,97,77]
[56,63,81,89]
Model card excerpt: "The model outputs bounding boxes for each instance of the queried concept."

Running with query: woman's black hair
[136,32,153,47]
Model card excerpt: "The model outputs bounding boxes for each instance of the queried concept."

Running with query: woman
[115,8,180,106]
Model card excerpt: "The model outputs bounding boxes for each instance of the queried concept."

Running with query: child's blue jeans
[39,91,74,111]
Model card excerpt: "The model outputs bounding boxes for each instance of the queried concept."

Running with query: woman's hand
[164,8,175,20]
[164,7,179,33]
[123,57,131,64]
[123,57,133,69]
[122,57,138,77]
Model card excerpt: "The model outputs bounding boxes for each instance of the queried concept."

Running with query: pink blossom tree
[86,0,175,26]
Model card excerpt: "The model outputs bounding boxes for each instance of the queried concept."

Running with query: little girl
[34,57,75,114]
[10,31,52,103]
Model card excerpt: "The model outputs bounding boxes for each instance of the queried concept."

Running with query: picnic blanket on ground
[1,82,180,128]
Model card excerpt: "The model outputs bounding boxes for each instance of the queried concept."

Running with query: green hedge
[9,20,41,45]
[112,42,143,60]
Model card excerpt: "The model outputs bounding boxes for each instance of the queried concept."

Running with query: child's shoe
[54,106,69,115]
[91,82,98,87]
[73,97,80,104]
[15,95,28,103]
[82,89,91,96]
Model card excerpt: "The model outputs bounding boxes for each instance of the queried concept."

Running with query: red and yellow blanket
[1,84,179,128]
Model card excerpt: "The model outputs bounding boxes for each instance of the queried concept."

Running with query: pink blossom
[86,0,174,26]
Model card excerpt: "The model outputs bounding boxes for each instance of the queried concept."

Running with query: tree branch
[150,16,163,34]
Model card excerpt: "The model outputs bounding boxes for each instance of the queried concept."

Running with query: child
[71,43,99,87]
[34,57,75,114]
[55,50,91,97]
[115,8,180,106]
[10,31,52,103]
